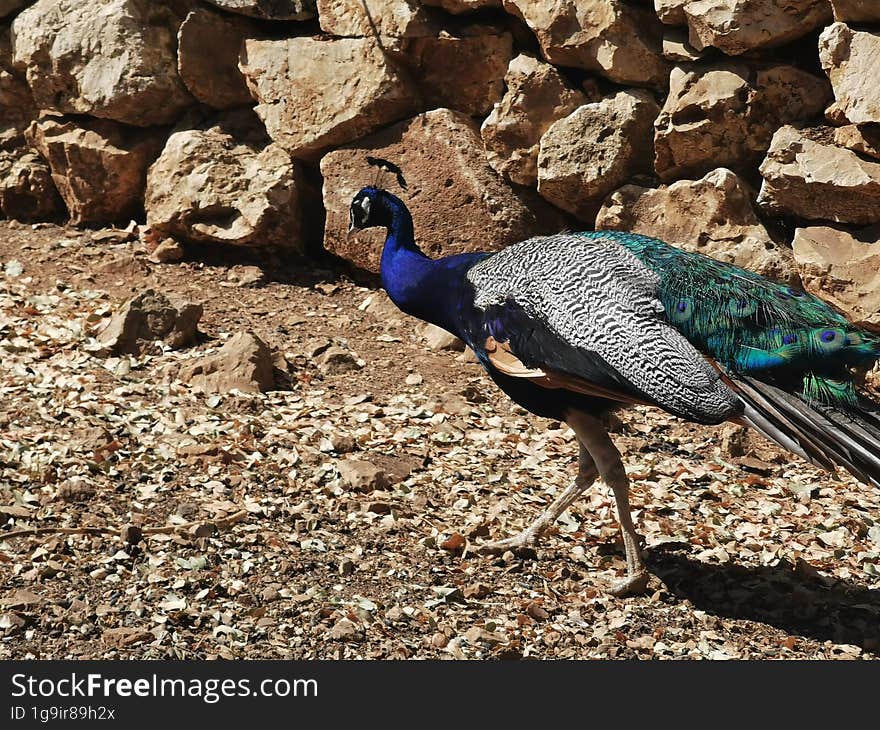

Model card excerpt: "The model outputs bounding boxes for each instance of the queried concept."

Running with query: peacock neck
[378,199,473,337]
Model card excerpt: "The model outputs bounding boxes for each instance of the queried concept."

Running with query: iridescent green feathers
[582,232,880,407]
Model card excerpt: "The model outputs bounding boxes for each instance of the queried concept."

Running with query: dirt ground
[1,220,879,660]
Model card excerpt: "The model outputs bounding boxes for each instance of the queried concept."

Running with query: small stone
[328,618,361,641]
[119,524,143,546]
[319,346,361,374]
[227,266,266,288]
[330,434,358,453]
[431,632,449,648]
[405,373,423,386]
[178,331,275,394]
[261,587,280,602]
[149,238,184,264]
[337,459,390,492]
[96,290,202,355]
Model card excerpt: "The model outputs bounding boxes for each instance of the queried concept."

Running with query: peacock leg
[567,411,650,597]
[476,444,598,555]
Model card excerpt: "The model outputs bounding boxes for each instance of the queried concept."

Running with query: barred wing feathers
[465,234,742,425]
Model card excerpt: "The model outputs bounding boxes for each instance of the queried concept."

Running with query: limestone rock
[502,0,669,88]
[179,332,275,394]
[26,117,164,225]
[0,150,64,221]
[421,0,500,12]
[655,0,689,25]
[537,91,660,222]
[792,226,880,326]
[684,0,832,55]
[178,7,256,110]
[831,0,880,22]
[758,125,880,226]
[11,0,194,127]
[655,64,830,181]
[240,36,416,159]
[834,124,880,160]
[145,113,303,249]
[596,168,796,282]
[203,0,315,19]
[97,290,202,355]
[403,31,513,117]
[480,54,588,186]
[819,23,880,126]
[321,108,565,273]
[317,0,435,37]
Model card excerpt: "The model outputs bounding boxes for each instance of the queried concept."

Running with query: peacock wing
[465,234,741,425]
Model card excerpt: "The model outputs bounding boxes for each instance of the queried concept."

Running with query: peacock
[348,185,880,596]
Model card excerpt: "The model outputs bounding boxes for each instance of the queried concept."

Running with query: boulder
[0,149,64,221]
[819,23,880,125]
[11,0,194,127]
[320,108,565,273]
[792,226,880,327]
[177,7,256,110]
[480,54,588,186]
[203,0,315,19]
[683,0,832,55]
[145,112,303,249]
[537,91,660,222]
[26,116,164,225]
[96,290,202,356]
[655,64,829,181]
[178,332,275,394]
[317,0,435,37]
[758,125,880,226]
[834,124,880,160]
[831,0,880,22]
[240,36,416,159]
[596,168,797,282]
[402,31,513,117]
[655,0,688,25]
[502,0,669,88]
[421,0,500,12]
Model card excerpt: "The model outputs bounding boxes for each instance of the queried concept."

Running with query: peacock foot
[606,570,650,597]
[475,531,539,557]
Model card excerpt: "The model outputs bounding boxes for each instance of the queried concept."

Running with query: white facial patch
[360,197,371,217]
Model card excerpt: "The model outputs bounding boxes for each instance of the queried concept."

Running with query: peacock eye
[785,287,806,298]
[782,333,798,345]
[671,298,692,322]
[813,327,845,353]
[728,299,757,317]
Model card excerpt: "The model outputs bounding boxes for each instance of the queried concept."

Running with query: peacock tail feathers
[580,232,880,408]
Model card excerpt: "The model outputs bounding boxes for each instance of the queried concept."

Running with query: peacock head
[349,186,385,233]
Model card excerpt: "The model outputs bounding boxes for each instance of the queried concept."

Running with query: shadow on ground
[648,544,880,654]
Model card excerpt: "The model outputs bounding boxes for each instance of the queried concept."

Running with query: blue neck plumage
[378,195,483,337]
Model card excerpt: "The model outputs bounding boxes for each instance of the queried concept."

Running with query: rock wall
[1,0,879,313]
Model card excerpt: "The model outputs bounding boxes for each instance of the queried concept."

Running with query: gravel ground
[1,221,879,660]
